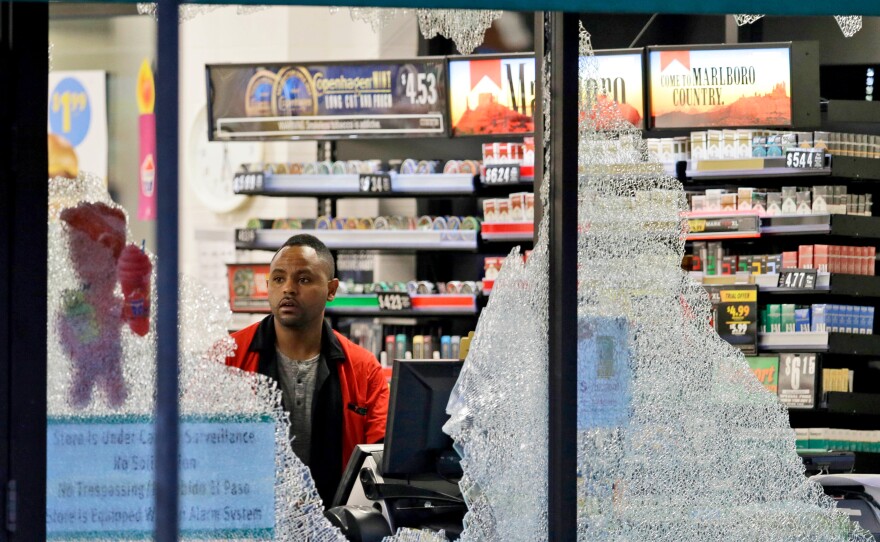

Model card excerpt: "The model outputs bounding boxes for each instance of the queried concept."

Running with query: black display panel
[207,58,448,140]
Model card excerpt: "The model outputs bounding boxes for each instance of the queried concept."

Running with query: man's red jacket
[226,316,388,502]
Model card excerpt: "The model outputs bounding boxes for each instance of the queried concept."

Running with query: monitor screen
[448,54,535,136]
[382,359,463,477]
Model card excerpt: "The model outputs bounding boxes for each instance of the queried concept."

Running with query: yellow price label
[688,219,706,233]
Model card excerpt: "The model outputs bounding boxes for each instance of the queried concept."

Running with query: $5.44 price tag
[377,292,412,311]
[777,269,818,290]
[232,172,264,193]
[359,173,392,193]
[482,164,521,185]
[785,149,825,170]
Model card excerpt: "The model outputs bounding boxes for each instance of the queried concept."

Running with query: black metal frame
[546,11,579,542]
[0,3,49,540]
[156,0,180,539]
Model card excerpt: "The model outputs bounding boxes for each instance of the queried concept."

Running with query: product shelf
[684,165,832,180]
[683,211,761,240]
[759,274,880,297]
[233,172,478,197]
[480,222,534,242]
[759,332,880,355]
[823,392,880,417]
[760,214,880,238]
[829,155,880,181]
[234,228,479,252]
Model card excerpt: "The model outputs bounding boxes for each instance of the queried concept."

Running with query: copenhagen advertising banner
[648,44,795,129]
[207,58,447,140]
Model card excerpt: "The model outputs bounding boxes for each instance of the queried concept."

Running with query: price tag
[232,172,265,193]
[235,228,257,245]
[482,164,521,185]
[778,353,817,409]
[358,173,392,193]
[777,269,818,290]
[377,292,412,311]
[785,148,825,170]
[705,284,758,355]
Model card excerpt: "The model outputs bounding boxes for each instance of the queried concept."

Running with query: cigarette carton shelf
[233,172,479,197]
[234,228,479,252]
[685,214,880,239]
[480,222,534,242]
[681,164,832,181]
[823,392,880,417]
[230,293,481,317]
[761,214,880,238]
[758,274,880,298]
[758,332,880,356]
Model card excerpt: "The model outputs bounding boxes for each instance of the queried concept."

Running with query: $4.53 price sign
[377,292,412,312]
[777,269,818,290]
[785,148,825,170]
[401,71,439,106]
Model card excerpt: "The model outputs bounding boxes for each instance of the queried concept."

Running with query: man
[226,234,389,503]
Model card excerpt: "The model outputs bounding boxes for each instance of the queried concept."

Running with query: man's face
[268,245,338,329]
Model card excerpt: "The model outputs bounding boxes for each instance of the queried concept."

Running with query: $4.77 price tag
[785,148,825,170]
[482,164,521,185]
[377,292,412,311]
[777,269,818,290]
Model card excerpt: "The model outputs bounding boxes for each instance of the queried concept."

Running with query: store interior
[12,3,880,539]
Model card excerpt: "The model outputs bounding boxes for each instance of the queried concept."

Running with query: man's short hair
[271,234,336,279]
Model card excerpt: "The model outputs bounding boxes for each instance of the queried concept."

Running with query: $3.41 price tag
[785,149,825,170]
[377,292,412,311]
[482,164,521,185]
[232,172,264,193]
[359,173,392,193]
[777,269,818,290]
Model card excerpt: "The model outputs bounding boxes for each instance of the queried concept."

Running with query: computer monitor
[381,359,463,477]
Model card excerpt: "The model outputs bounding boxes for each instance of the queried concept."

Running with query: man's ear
[327,278,340,301]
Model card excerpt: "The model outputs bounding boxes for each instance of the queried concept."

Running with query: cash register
[325,359,465,542]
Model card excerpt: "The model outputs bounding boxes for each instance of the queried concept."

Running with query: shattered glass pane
[734,14,765,25]
[416,9,503,55]
[834,15,863,37]
[441,23,553,542]
[47,174,349,541]
[575,23,872,542]
[383,528,449,542]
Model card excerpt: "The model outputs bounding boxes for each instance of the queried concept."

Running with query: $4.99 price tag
[777,269,818,290]
[377,292,412,311]
[482,164,521,185]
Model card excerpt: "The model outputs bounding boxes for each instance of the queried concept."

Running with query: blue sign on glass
[46,415,276,539]
[207,59,448,140]
[577,317,632,430]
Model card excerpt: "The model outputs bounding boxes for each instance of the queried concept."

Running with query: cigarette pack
[813,245,829,273]
[781,304,796,333]
[798,245,814,269]
[782,251,798,270]
[811,304,826,332]
[795,308,811,332]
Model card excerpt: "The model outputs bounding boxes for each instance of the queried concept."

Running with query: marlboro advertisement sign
[449,55,535,136]
[584,50,646,129]
[648,45,792,129]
